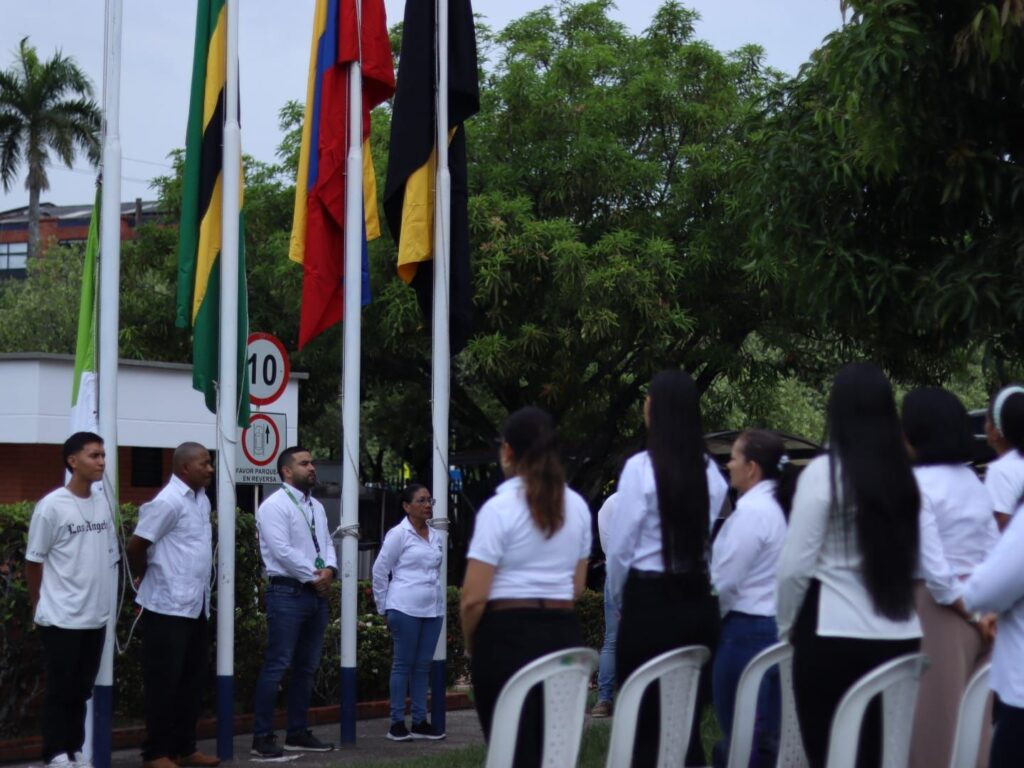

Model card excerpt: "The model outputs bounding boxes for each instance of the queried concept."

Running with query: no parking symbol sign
[236,412,286,485]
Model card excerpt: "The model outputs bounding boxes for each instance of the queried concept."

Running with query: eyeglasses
[414,497,436,506]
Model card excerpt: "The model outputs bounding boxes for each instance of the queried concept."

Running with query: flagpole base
[430,660,446,734]
[91,685,113,768]
[216,675,234,760]
[340,666,357,744]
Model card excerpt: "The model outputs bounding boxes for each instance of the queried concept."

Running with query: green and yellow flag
[175,0,250,428]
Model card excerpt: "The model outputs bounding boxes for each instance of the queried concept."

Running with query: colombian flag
[383,0,479,354]
[175,0,250,428]
[290,0,395,349]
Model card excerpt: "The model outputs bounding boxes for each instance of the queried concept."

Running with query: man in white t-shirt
[25,432,118,768]
[126,443,219,768]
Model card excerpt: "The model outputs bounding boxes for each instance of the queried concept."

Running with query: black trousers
[141,609,210,760]
[615,570,720,768]
[991,696,1024,768]
[791,580,920,768]
[40,625,105,764]
[470,608,584,768]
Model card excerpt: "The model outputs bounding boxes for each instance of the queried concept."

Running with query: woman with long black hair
[460,406,591,767]
[777,362,921,768]
[606,369,729,768]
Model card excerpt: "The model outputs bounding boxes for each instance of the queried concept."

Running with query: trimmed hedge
[0,502,604,737]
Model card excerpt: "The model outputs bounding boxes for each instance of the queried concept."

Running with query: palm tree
[0,37,101,260]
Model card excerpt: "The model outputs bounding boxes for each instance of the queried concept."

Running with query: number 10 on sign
[246,332,291,406]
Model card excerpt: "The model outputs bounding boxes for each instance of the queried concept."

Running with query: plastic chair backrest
[727,641,809,768]
[484,647,599,768]
[948,662,991,768]
[605,645,711,768]
[825,653,929,768]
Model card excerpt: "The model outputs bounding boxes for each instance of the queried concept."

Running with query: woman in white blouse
[964,502,1024,767]
[372,484,445,742]
[710,429,794,768]
[777,363,921,768]
[902,388,998,768]
[460,406,591,767]
[983,385,1024,531]
[607,369,728,768]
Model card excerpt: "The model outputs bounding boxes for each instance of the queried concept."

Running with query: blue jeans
[253,583,330,736]
[387,610,443,724]
[711,612,780,768]
[597,579,618,703]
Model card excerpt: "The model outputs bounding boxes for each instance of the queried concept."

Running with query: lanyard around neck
[284,487,322,558]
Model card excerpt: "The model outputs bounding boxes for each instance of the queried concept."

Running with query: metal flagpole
[339,0,364,744]
[92,2,122,765]
[429,0,451,734]
[216,0,242,759]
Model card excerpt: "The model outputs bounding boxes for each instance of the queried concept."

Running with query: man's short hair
[277,445,309,479]
[63,431,104,473]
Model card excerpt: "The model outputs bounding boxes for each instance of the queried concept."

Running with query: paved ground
[12,711,486,768]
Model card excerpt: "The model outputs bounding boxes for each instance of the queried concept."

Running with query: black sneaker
[386,722,412,741]
[250,733,283,758]
[410,720,446,741]
[284,730,334,752]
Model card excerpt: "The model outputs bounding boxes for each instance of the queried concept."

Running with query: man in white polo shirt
[25,431,118,768]
[250,446,337,757]
[126,443,218,768]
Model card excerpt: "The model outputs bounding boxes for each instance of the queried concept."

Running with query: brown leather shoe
[174,753,220,768]
[142,758,178,768]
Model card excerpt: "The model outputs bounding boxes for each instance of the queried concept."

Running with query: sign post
[237,333,291,485]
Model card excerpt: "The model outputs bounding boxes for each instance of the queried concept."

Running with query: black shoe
[410,720,446,741]
[284,730,334,752]
[250,734,283,758]
[386,722,412,741]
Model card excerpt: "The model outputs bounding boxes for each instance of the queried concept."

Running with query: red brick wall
[0,443,173,506]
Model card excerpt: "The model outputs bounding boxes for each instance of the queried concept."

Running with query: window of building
[0,242,28,279]
[131,447,165,488]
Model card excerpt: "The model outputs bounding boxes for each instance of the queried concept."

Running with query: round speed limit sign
[246,332,290,406]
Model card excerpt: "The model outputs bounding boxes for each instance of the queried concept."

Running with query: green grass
[342,706,721,767]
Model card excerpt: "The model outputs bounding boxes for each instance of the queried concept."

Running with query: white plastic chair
[605,645,711,768]
[825,653,929,768]
[948,662,991,768]
[484,647,599,768]
[727,642,809,768]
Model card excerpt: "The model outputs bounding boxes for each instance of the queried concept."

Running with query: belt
[268,576,317,593]
[486,598,574,612]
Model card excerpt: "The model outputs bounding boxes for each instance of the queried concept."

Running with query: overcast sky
[0,0,843,212]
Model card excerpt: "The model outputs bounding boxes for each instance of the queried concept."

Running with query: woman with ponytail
[460,406,591,767]
[777,363,921,768]
[710,429,795,768]
[983,385,1024,531]
[606,369,729,768]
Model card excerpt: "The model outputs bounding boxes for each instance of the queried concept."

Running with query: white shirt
[606,451,729,609]
[915,464,998,605]
[776,455,922,641]
[26,487,119,629]
[466,477,591,601]
[596,493,618,554]
[711,480,787,618]
[134,474,214,619]
[963,510,1024,707]
[257,483,338,583]
[372,517,444,618]
[985,449,1024,518]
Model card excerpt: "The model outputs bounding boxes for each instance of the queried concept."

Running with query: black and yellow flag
[175,0,249,427]
[383,0,479,354]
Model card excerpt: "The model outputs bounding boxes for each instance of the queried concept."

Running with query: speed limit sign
[246,332,290,406]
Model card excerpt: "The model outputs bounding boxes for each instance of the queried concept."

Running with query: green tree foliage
[0,38,101,259]
[737,0,1024,383]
